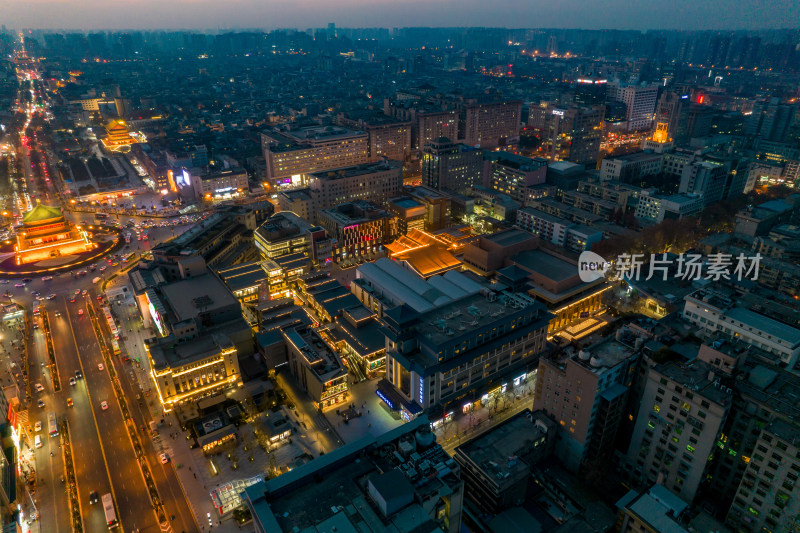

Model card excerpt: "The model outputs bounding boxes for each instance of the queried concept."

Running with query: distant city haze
[7,0,800,30]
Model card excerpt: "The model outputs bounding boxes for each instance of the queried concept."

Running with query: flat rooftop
[655,360,731,406]
[160,273,239,323]
[216,262,267,292]
[485,229,536,248]
[309,160,400,180]
[512,249,575,283]
[455,409,548,483]
[726,307,800,346]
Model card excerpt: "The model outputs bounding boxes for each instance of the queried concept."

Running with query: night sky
[7,0,800,30]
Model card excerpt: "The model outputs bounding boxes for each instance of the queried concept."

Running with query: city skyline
[6,0,800,31]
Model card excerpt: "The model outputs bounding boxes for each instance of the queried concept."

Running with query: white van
[34,435,42,448]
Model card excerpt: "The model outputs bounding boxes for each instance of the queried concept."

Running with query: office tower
[626,360,731,503]
[484,151,547,202]
[746,98,796,142]
[529,103,605,166]
[547,34,558,56]
[612,85,658,132]
[655,91,690,143]
[421,137,483,194]
[260,126,370,188]
[327,22,336,39]
[679,161,728,206]
[534,335,640,472]
[574,77,609,106]
[306,160,403,217]
[685,105,714,139]
[462,100,523,149]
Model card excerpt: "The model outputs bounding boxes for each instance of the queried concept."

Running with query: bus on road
[47,412,58,437]
[102,493,118,529]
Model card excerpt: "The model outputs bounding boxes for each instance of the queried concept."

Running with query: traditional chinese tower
[14,202,91,264]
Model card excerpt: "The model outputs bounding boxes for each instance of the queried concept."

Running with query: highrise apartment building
[534,334,641,472]
[528,103,605,166]
[625,360,731,503]
[462,100,522,149]
[421,137,484,194]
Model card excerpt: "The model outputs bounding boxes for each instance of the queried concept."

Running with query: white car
[159,453,170,464]
[34,421,42,432]
[98,363,104,371]
[100,401,108,410]
[14,283,24,288]
[69,377,76,386]
[35,383,44,392]
[41,276,53,281]
[0,279,7,284]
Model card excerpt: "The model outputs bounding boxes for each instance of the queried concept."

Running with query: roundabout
[0,203,124,277]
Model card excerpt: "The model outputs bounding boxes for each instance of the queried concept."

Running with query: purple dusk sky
[6,0,800,30]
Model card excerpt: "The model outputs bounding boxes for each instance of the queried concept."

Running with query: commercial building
[610,84,658,131]
[462,100,522,149]
[242,416,464,533]
[454,409,556,514]
[600,151,663,183]
[14,203,92,265]
[655,91,691,144]
[378,290,551,420]
[260,125,369,187]
[528,103,604,166]
[384,228,464,279]
[318,201,400,262]
[189,168,249,202]
[133,270,252,412]
[462,228,539,275]
[406,186,453,231]
[282,325,348,410]
[682,289,800,368]
[484,151,547,203]
[146,205,270,271]
[387,197,426,235]
[734,196,800,237]
[306,159,403,217]
[534,334,641,471]
[253,211,332,264]
[421,137,483,195]
[625,359,731,503]
[352,257,483,316]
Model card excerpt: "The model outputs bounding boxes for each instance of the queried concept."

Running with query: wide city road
[91,292,197,533]
[64,295,161,532]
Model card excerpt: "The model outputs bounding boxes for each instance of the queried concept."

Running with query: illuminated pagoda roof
[21,203,65,226]
[103,120,134,148]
